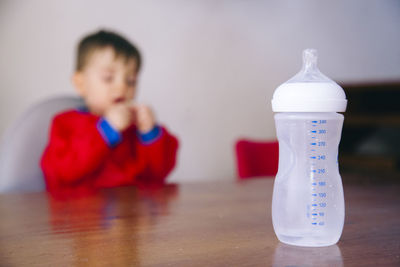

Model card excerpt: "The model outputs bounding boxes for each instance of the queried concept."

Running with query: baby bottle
[271,49,347,247]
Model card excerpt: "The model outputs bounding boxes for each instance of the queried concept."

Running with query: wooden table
[0,178,399,266]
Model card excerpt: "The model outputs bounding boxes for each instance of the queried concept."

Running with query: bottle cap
[271,49,347,112]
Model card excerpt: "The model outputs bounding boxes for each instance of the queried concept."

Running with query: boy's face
[73,47,138,115]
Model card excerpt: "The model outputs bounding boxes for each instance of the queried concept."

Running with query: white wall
[1,0,400,182]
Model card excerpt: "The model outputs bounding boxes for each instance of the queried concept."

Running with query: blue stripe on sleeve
[97,118,122,147]
[137,125,162,145]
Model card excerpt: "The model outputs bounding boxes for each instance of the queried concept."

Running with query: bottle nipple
[302,49,318,73]
[271,48,348,112]
[287,48,331,83]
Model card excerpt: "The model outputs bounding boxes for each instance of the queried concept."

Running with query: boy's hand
[104,103,133,132]
[132,104,156,133]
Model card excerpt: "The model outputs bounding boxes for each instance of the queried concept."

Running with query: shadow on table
[272,243,343,267]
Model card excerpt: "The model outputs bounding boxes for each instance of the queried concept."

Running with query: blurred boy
[41,30,179,197]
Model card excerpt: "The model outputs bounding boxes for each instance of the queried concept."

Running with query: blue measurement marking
[312,121,318,123]
[311,143,316,145]
[312,182,317,185]
[312,204,317,207]
[312,193,317,196]
[311,130,317,133]
[310,156,316,159]
[311,149,316,151]
[312,222,317,225]
[311,170,316,173]
[312,213,318,216]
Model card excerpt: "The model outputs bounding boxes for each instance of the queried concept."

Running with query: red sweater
[41,110,179,197]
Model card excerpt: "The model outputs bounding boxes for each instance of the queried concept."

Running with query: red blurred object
[235,139,279,179]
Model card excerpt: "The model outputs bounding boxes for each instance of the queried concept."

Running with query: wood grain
[0,178,399,266]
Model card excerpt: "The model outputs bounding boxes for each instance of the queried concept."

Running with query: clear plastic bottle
[271,49,347,247]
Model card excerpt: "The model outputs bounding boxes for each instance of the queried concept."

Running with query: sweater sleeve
[41,112,111,185]
[135,126,179,185]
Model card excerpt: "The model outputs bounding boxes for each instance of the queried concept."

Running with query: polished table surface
[0,178,399,266]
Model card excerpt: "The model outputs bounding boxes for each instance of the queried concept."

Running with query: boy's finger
[129,103,139,113]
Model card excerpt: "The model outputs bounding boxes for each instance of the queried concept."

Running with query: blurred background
[0,0,399,183]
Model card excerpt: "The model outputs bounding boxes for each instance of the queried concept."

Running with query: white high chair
[0,96,84,193]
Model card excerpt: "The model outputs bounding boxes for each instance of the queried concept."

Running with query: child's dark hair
[76,30,141,72]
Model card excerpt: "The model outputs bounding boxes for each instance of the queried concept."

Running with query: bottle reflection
[47,184,179,266]
[272,243,343,267]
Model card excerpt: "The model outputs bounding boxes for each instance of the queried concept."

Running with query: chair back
[0,96,84,193]
[235,139,279,179]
